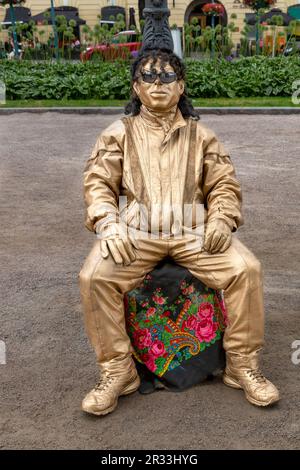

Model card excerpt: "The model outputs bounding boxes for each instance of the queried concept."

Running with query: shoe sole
[223,373,280,407]
[82,375,141,416]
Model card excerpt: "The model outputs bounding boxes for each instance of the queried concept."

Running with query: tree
[242,0,277,54]
[0,0,26,58]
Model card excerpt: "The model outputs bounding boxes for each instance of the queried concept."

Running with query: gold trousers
[79,235,264,365]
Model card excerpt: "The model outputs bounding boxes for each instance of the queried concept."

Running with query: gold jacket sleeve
[83,121,124,232]
[202,128,244,232]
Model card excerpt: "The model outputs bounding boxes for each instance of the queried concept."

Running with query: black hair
[124,48,200,120]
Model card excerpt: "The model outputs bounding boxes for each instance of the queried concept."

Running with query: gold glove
[95,219,139,266]
[204,218,232,254]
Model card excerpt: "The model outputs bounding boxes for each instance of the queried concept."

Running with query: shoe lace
[94,374,115,392]
[246,368,267,383]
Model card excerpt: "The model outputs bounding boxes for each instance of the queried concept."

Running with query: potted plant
[202,3,225,16]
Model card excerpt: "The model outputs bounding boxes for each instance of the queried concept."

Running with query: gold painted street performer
[79,0,279,415]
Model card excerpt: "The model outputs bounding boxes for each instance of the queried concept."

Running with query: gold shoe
[223,350,280,407]
[82,360,140,416]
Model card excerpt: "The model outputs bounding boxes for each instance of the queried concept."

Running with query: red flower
[195,318,218,343]
[152,295,166,305]
[133,328,152,349]
[202,3,225,16]
[141,352,157,372]
[162,310,171,317]
[0,1,25,6]
[183,315,198,331]
[183,299,192,311]
[242,0,276,8]
[146,307,156,316]
[197,302,214,320]
[182,285,194,295]
[150,340,165,358]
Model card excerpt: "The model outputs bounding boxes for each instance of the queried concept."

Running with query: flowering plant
[242,0,276,10]
[202,3,225,17]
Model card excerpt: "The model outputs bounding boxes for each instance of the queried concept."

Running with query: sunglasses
[140,70,178,84]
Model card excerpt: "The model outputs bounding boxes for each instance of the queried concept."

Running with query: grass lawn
[0,96,299,108]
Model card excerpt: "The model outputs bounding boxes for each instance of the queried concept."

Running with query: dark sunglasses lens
[142,72,156,83]
[160,72,177,83]
[141,71,177,83]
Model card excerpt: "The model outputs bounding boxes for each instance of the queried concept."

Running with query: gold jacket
[83,105,243,235]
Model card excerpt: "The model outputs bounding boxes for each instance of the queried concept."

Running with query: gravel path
[0,112,299,449]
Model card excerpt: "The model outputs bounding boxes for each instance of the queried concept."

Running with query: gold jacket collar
[139,104,187,136]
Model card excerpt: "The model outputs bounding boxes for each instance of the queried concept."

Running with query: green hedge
[0,57,299,100]
[185,56,300,98]
[0,61,131,100]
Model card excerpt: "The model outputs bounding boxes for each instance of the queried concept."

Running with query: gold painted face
[133,58,185,112]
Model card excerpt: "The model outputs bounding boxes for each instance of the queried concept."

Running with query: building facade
[1,0,299,46]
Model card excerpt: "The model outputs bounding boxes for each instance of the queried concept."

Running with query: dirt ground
[0,112,299,450]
